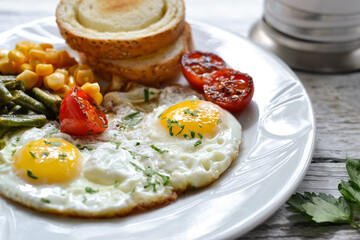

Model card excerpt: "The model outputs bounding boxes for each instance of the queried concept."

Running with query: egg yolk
[12,138,81,184]
[160,100,221,137]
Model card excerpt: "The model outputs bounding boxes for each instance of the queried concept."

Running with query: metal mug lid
[277,0,360,15]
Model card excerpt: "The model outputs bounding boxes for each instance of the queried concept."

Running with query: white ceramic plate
[0,17,315,239]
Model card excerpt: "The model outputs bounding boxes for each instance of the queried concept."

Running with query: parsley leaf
[144,88,150,103]
[27,170,38,180]
[41,198,51,204]
[288,157,360,230]
[194,140,202,147]
[130,162,170,192]
[85,187,99,194]
[76,144,95,151]
[125,111,140,120]
[150,145,168,154]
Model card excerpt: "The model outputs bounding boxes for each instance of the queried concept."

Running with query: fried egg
[0,85,242,217]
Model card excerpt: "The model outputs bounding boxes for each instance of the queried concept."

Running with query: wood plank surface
[244,72,360,238]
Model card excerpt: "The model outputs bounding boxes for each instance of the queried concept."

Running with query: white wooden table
[1,0,359,238]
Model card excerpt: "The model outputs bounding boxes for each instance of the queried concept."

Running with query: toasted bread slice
[86,23,193,86]
[56,0,185,59]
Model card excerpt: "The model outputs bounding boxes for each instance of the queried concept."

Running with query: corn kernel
[75,68,94,85]
[67,75,76,88]
[29,58,41,67]
[55,85,70,98]
[29,49,46,61]
[0,49,9,59]
[58,50,71,67]
[39,43,53,50]
[8,50,26,64]
[55,68,69,79]
[36,63,53,76]
[0,58,17,75]
[81,82,100,96]
[16,70,39,90]
[44,72,65,91]
[19,63,34,72]
[16,41,37,55]
[92,92,103,106]
[68,64,79,75]
[45,48,60,64]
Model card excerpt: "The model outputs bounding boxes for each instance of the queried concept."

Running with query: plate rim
[0,16,316,239]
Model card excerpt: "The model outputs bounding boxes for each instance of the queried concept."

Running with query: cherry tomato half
[181,51,226,90]
[203,68,254,112]
[59,86,108,135]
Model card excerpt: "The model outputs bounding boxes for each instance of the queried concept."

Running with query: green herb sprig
[288,157,360,230]
[130,162,170,193]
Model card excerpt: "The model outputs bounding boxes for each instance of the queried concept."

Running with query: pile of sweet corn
[0,41,103,105]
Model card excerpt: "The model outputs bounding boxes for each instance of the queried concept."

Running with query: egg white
[0,85,242,217]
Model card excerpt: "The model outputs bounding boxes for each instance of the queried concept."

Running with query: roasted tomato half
[203,68,254,112]
[181,51,226,90]
[59,86,108,135]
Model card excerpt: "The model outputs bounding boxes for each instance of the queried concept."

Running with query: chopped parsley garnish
[76,144,95,151]
[136,142,140,146]
[197,132,203,139]
[29,151,36,159]
[85,187,99,194]
[194,140,202,147]
[199,124,202,128]
[15,137,20,142]
[41,152,49,156]
[125,111,140,120]
[217,119,222,124]
[184,109,199,117]
[44,140,63,147]
[59,153,67,159]
[130,162,170,193]
[157,112,164,119]
[119,111,143,129]
[43,129,60,138]
[86,130,94,135]
[27,170,38,180]
[124,118,142,127]
[190,130,196,138]
[111,141,121,150]
[144,88,150,103]
[150,145,168,154]
[128,150,149,159]
[114,181,120,187]
[166,118,185,136]
[41,198,51,204]
[11,150,16,156]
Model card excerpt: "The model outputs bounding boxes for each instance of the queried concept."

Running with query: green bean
[8,105,22,115]
[0,114,47,128]
[0,127,11,138]
[4,80,26,91]
[28,87,62,113]
[0,106,8,114]
[0,75,17,83]
[11,90,54,118]
[0,81,13,106]
[0,139,6,150]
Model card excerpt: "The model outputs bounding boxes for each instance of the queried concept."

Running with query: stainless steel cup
[250,0,360,72]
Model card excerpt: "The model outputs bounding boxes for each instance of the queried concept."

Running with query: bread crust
[56,0,186,59]
[86,23,194,86]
